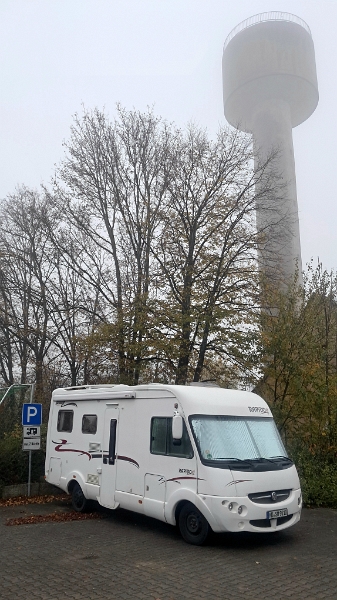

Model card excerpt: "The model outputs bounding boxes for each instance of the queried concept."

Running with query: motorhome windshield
[189,415,292,471]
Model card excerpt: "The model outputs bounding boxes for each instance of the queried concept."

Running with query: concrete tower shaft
[222,13,319,284]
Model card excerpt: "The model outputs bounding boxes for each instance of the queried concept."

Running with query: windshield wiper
[215,457,255,465]
[208,456,291,466]
[215,457,283,467]
[230,457,278,465]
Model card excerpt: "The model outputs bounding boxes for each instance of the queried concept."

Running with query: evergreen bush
[0,425,46,493]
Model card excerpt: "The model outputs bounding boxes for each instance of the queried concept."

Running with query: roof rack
[189,381,220,388]
[64,384,131,391]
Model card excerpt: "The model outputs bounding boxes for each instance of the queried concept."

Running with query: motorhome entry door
[100,405,119,509]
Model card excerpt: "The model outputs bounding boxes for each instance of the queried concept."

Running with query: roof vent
[189,381,220,387]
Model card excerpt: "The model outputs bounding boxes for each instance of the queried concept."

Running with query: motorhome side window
[57,410,73,433]
[151,417,193,458]
[82,414,97,434]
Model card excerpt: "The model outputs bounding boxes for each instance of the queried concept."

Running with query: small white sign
[23,438,41,451]
[23,426,40,438]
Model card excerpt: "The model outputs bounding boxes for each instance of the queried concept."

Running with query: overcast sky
[0,0,336,272]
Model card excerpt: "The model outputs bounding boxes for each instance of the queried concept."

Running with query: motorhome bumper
[202,488,302,533]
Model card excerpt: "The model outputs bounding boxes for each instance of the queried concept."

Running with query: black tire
[71,482,88,512]
[178,502,210,545]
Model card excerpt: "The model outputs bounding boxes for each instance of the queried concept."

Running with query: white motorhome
[45,384,302,544]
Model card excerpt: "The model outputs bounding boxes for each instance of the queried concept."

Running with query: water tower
[223,12,319,285]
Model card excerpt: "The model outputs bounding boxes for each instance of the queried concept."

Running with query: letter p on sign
[22,403,42,426]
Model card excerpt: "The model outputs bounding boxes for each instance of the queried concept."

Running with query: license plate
[266,508,288,519]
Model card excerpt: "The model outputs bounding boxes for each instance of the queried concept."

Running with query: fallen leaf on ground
[6,511,105,526]
[0,494,70,507]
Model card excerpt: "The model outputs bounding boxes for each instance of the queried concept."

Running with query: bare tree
[0,107,284,392]
[0,265,15,385]
[152,124,283,385]
[46,242,96,386]
[54,106,173,384]
[0,188,57,397]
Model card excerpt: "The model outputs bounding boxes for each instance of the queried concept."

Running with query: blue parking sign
[22,403,42,426]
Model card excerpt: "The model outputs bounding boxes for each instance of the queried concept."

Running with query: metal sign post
[21,385,42,497]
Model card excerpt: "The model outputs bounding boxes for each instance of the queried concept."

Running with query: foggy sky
[0,0,335,272]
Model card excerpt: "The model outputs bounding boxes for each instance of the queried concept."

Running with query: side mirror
[172,414,183,440]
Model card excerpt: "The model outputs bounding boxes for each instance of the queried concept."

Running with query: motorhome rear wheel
[71,482,88,512]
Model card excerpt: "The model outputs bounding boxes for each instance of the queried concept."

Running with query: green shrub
[291,447,337,507]
[0,425,46,492]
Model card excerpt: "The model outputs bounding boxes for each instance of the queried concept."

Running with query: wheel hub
[187,513,200,534]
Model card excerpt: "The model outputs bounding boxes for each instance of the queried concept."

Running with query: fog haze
[0,0,335,271]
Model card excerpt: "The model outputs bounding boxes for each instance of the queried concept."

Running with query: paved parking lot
[1,500,336,600]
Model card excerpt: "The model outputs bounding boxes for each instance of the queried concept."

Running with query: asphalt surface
[0,499,336,599]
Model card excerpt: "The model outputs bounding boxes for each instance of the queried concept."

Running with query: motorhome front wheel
[178,502,210,545]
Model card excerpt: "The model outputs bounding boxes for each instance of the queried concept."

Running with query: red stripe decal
[52,440,92,460]
[226,479,253,487]
[117,455,140,468]
[165,477,205,484]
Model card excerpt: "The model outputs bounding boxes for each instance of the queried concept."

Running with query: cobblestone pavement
[1,501,336,600]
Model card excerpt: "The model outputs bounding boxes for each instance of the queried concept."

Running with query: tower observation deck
[223,12,319,285]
